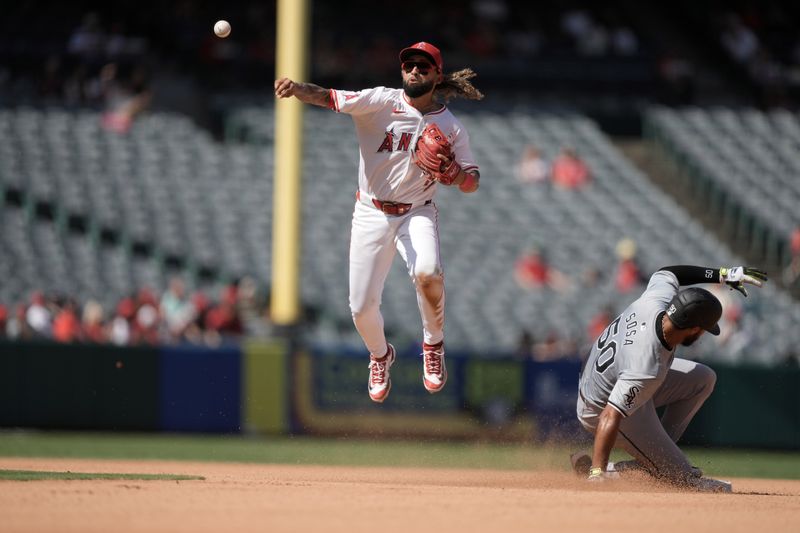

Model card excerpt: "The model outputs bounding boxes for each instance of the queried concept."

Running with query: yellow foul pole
[271,0,310,325]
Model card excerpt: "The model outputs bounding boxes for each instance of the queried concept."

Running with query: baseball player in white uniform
[274,42,483,402]
[570,265,767,492]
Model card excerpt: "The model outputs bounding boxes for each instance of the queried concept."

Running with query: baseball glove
[414,123,461,185]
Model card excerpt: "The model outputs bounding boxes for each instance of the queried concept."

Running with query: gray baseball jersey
[579,270,679,417]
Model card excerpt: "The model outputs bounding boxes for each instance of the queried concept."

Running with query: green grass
[0,431,798,480]
[0,469,204,481]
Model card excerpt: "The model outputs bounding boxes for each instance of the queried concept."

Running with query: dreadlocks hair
[434,68,484,102]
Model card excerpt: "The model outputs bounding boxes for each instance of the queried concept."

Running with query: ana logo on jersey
[376,130,413,153]
[623,386,640,409]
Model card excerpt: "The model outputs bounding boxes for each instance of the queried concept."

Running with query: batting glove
[719,266,768,297]
[587,467,616,483]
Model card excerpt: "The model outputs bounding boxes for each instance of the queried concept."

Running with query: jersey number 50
[595,316,621,374]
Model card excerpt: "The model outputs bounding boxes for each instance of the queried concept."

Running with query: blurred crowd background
[4,1,800,122]
[1,0,799,366]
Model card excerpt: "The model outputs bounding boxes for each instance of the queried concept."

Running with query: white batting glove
[587,467,617,483]
[719,266,768,297]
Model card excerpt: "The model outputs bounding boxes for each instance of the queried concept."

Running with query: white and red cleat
[368,344,396,403]
[422,341,447,393]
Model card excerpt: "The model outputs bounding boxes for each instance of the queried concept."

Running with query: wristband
[459,172,478,192]
[588,467,603,477]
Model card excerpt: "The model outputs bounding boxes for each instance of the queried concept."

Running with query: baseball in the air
[214,20,231,38]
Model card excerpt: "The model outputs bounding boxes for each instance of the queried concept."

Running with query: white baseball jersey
[329,86,479,204]
[579,270,680,418]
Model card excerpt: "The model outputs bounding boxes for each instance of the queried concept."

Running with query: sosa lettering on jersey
[376,130,414,153]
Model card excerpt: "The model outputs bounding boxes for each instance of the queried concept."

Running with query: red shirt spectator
[587,307,614,343]
[615,258,644,293]
[551,148,590,189]
[515,251,550,287]
[514,249,571,292]
[52,302,81,343]
[0,304,7,337]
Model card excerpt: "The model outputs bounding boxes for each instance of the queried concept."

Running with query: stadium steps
[615,138,790,294]
[635,108,800,299]
[0,109,233,305]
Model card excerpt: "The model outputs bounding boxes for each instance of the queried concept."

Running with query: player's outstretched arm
[658,265,768,297]
[274,78,331,108]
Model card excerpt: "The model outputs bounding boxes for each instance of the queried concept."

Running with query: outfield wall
[0,340,797,449]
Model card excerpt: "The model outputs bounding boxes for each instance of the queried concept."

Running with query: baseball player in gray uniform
[571,265,767,492]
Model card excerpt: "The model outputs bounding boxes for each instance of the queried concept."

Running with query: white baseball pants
[348,199,445,357]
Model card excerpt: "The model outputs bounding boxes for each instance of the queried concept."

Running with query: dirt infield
[2,457,799,533]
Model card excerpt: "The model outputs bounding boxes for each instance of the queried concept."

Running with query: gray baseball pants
[577,358,717,483]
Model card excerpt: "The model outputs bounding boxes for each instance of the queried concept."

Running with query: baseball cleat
[368,344,396,403]
[570,452,620,478]
[570,452,592,477]
[690,477,732,493]
[422,341,447,393]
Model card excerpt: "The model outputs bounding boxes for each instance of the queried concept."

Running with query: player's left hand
[414,123,461,185]
[587,467,616,483]
[719,266,768,297]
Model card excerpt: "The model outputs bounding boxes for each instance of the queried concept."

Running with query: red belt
[357,191,430,216]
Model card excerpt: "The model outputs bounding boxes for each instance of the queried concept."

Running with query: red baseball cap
[399,42,443,71]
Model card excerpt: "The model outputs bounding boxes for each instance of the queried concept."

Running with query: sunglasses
[401,61,434,74]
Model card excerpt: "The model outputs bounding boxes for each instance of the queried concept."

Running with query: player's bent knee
[350,300,380,321]
[413,270,442,287]
[697,364,717,391]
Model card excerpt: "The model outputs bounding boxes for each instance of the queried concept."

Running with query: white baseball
[214,20,231,38]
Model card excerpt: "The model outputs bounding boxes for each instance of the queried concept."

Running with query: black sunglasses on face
[401,61,434,74]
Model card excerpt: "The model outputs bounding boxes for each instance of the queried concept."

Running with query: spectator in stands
[26,291,52,338]
[109,296,135,346]
[206,284,244,338]
[68,12,106,60]
[99,62,152,134]
[82,300,107,344]
[514,247,571,292]
[516,145,548,185]
[720,14,759,65]
[783,226,800,287]
[7,304,32,340]
[184,291,212,345]
[52,298,82,343]
[133,287,161,344]
[0,304,7,338]
[160,276,194,342]
[551,147,590,189]
[614,238,646,293]
[587,305,614,346]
